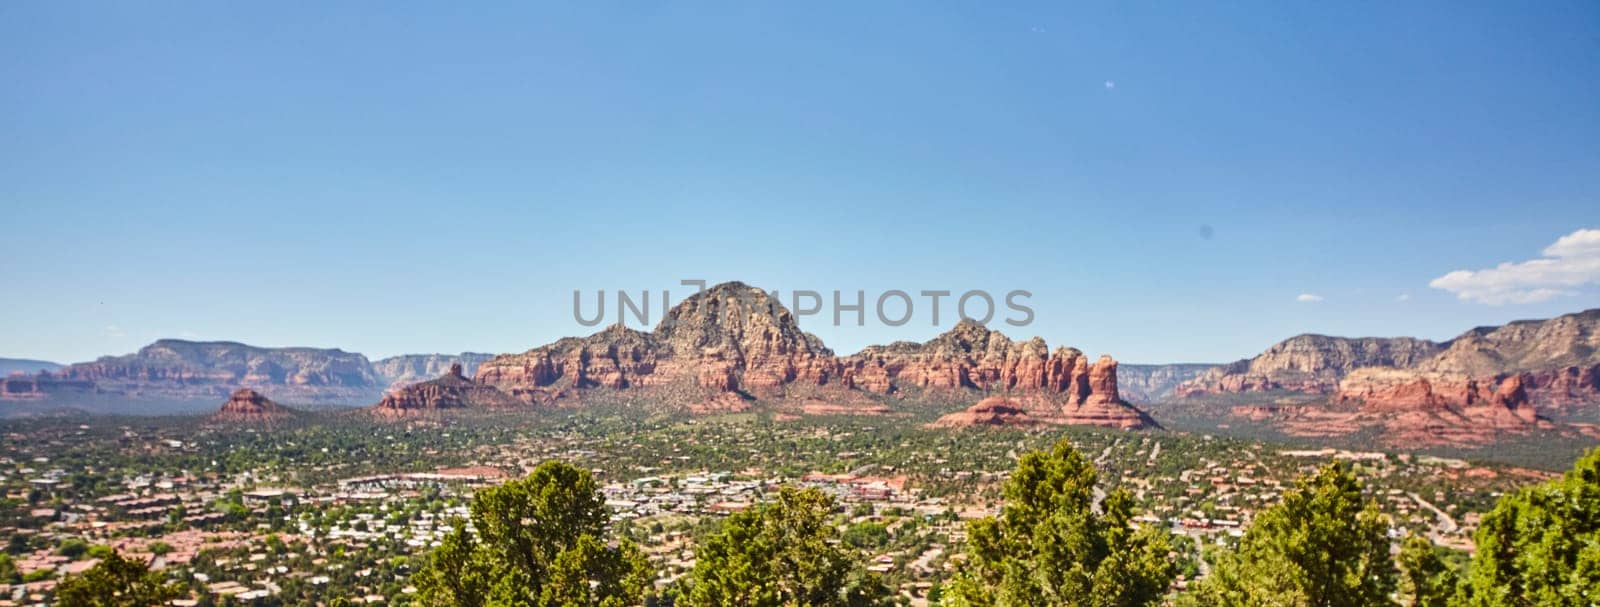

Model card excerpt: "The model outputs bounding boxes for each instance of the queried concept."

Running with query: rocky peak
[472,281,1142,425]
[655,282,830,359]
[211,388,296,423]
[374,366,520,415]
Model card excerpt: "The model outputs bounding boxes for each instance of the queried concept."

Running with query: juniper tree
[939,439,1174,607]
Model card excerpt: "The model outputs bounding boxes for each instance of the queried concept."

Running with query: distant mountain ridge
[1177,335,1445,396]
[1173,308,1600,446]
[1118,363,1217,403]
[0,358,61,377]
[1,282,1151,430]
[0,343,497,413]
[371,353,495,391]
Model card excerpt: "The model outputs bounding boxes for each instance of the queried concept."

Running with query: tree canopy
[1398,534,1455,607]
[414,461,650,607]
[54,551,179,607]
[1182,461,1394,607]
[681,486,891,607]
[938,439,1174,607]
[1456,447,1600,607]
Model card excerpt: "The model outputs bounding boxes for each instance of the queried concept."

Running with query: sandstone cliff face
[1,340,386,406]
[371,364,520,415]
[473,282,1149,428]
[1335,309,1600,413]
[1175,309,1600,447]
[654,283,839,394]
[930,386,1154,431]
[210,388,297,424]
[1178,335,1444,396]
[837,321,1151,427]
[475,283,832,408]
[843,320,1103,401]
[372,353,495,392]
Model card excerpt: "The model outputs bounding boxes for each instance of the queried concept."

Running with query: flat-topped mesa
[211,388,297,423]
[1335,309,1600,414]
[373,364,520,415]
[1177,335,1445,397]
[2,339,386,407]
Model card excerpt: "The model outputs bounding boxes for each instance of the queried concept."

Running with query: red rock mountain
[474,282,1152,428]
[1175,308,1600,446]
[210,388,297,424]
[0,340,384,409]
[371,364,521,415]
[475,283,836,408]
[1177,335,1444,396]
[1337,309,1600,413]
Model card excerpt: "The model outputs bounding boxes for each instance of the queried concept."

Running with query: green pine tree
[681,486,891,607]
[1397,535,1456,607]
[413,461,651,607]
[55,551,180,607]
[1456,448,1600,607]
[1182,461,1395,607]
[939,439,1174,607]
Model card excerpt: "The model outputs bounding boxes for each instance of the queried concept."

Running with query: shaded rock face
[1,340,384,406]
[371,364,520,415]
[474,282,1150,428]
[211,388,296,423]
[372,353,495,392]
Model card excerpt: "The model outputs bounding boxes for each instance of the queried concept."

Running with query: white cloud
[105,325,127,338]
[1296,293,1324,303]
[1429,227,1600,305]
[1397,293,1411,302]
[1104,80,1116,89]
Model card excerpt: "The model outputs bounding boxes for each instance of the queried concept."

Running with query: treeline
[60,443,1600,606]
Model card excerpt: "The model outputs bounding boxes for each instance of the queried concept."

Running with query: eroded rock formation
[1177,308,1600,446]
[473,283,1150,428]
[371,364,520,415]
[210,388,297,424]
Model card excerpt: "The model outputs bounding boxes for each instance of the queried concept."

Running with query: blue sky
[2,2,1597,365]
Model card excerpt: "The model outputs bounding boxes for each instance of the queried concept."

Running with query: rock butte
[210,388,297,424]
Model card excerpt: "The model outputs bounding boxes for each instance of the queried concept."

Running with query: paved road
[1409,491,1458,533]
